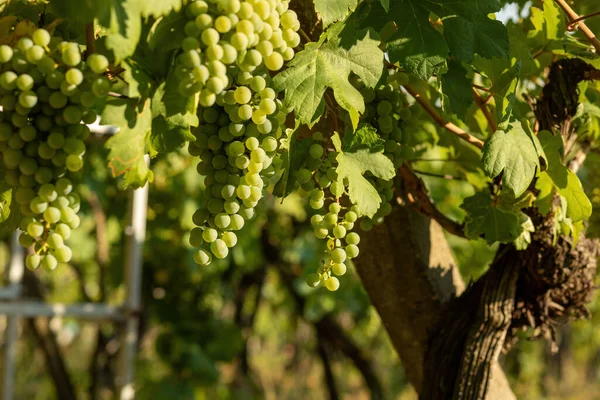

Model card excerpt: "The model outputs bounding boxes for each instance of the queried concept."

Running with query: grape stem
[554,0,600,53]
[403,84,485,149]
[472,87,497,132]
[84,22,96,59]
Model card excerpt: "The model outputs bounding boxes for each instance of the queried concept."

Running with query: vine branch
[554,0,600,53]
[399,164,467,238]
[473,87,497,132]
[403,84,485,149]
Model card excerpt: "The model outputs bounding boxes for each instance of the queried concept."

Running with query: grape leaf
[343,123,385,152]
[514,213,535,250]
[98,0,143,62]
[362,1,447,80]
[103,98,154,188]
[332,133,395,218]
[273,127,317,198]
[150,71,198,153]
[273,27,384,126]
[380,0,390,12]
[441,60,472,119]
[424,0,509,63]
[313,0,358,27]
[148,12,188,53]
[536,131,591,222]
[462,190,522,244]
[473,57,520,129]
[482,121,541,197]
[139,0,184,17]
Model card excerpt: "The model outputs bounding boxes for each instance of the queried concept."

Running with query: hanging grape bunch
[0,26,110,271]
[301,70,412,291]
[181,0,301,265]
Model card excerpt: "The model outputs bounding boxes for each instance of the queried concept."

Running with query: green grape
[42,254,58,271]
[46,233,64,249]
[333,225,346,239]
[306,273,321,288]
[346,244,359,259]
[65,68,83,86]
[331,262,347,276]
[55,223,71,240]
[0,45,13,63]
[54,246,72,263]
[32,29,51,46]
[315,227,328,239]
[210,239,229,259]
[330,248,347,263]
[264,52,284,71]
[26,253,41,270]
[18,91,37,108]
[43,207,61,223]
[234,86,252,104]
[62,44,81,67]
[26,45,45,63]
[202,228,218,243]
[325,276,340,291]
[193,248,213,266]
[296,168,312,184]
[222,231,238,247]
[92,77,110,97]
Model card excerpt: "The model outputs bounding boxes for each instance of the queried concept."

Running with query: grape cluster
[350,70,412,231]
[279,134,360,291]
[177,0,300,105]
[185,0,300,266]
[0,28,110,270]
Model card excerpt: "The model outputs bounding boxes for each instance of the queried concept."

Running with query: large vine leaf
[102,98,154,188]
[98,0,144,62]
[0,183,21,236]
[482,121,541,197]
[424,0,509,63]
[462,190,523,244]
[273,27,384,126]
[332,133,395,218]
[360,0,508,80]
[313,0,358,27]
[139,0,184,17]
[362,1,448,80]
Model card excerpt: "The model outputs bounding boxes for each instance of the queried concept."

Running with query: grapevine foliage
[0,0,599,292]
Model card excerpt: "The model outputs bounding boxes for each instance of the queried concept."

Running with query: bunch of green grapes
[350,70,412,231]
[187,72,289,265]
[176,0,300,106]
[0,28,110,270]
[278,133,360,291]
[185,0,300,266]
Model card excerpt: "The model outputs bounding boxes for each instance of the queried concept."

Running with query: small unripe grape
[332,262,347,276]
[325,276,340,291]
[330,248,347,264]
[346,244,360,259]
[193,248,212,266]
[42,254,58,271]
[306,273,321,288]
[26,254,42,270]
